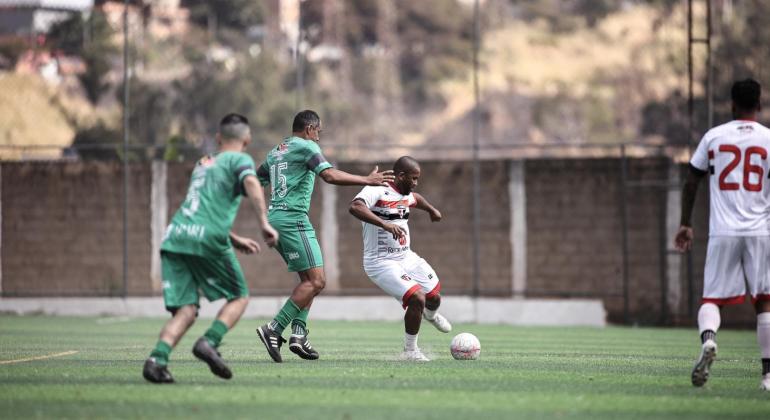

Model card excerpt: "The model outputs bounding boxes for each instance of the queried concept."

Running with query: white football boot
[761,373,770,391]
[400,347,430,362]
[691,339,717,387]
[424,312,452,333]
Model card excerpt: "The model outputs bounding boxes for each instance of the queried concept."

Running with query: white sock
[698,303,721,339]
[757,312,770,359]
[423,308,437,320]
[404,333,418,351]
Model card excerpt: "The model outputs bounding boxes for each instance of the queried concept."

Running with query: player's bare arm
[349,198,405,240]
[243,175,279,247]
[319,166,395,186]
[413,192,442,222]
[675,165,707,252]
[229,232,260,254]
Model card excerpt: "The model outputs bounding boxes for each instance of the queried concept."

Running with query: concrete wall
[0,157,722,324]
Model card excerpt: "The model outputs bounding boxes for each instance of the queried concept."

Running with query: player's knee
[173,304,198,322]
[426,293,441,308]
[310,276,326,293]
[755,299,770,314]
[407,292,426,311]
[229,296,249,309]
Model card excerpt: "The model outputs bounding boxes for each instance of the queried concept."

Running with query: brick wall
[2,158,730,325]
[2,162,151,296]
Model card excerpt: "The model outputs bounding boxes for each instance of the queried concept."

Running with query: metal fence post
[470,0,481,297]
[122,0,130,298]
[620,145,630,323]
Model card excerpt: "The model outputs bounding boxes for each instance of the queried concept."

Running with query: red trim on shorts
[402,284,422,309]
[752,294,770,304]
[702,295,747,306]
[426,282,441,299]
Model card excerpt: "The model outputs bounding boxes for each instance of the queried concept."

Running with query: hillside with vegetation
[1,0,765,160]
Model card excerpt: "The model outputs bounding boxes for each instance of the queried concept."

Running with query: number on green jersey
[270,162,288,200]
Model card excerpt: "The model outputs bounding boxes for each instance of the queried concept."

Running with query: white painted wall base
[0,297,606,327]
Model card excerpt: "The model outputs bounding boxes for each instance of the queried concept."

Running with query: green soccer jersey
[257,136,333,219]
[161,151,257,256]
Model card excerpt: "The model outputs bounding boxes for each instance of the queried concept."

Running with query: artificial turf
[0,316,767,419]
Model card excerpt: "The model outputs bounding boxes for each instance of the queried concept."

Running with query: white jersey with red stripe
[690,120,770,236]
[354,184,416,264]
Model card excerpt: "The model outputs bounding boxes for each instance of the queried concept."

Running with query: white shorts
[364,251,441,308]
[703,236,770,305]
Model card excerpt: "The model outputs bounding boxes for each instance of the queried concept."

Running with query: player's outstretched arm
[674,165,706,252]
[349,198,405,240]
[319,166,395,186]
[413,192,442,222]
[243,175,278,247]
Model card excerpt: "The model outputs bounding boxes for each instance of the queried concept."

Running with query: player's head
[217,113,252,151]
[292,110,322,142]
[731,78,761,117]
[393,156,420,194]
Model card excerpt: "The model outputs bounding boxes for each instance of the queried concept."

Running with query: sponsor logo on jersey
[270,142,290,161]
[738,124,754,134]
[198,155,216,168]
[387,246,410,253]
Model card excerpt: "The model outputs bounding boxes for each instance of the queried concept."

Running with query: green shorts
[160,250,248,312]
[270,216,324,272]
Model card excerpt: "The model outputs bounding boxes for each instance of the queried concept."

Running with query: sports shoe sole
[691,342,717,387]
[192,339,232,379]
[257,326,283,363]
[289,342,319,360]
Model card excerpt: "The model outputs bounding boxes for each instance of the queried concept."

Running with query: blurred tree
[182,0,265,32]
[640,2,770,142]
[70,123,121,160]
[47,11,117,105]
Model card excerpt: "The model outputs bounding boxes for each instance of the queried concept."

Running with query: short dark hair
[393,156,419,174]
[731,78,761,111]
[220,113,249,127]
[219,113,251,140]
[292,110,321,132]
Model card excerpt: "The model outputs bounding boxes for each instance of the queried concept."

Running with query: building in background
[0,0,93,38]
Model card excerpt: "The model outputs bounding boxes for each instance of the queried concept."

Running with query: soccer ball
[450,332,480,360]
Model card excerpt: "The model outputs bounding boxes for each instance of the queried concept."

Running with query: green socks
[291,308,310,336]
[149,340,172,366]
[203,319,229,348]
[269,299,302,334]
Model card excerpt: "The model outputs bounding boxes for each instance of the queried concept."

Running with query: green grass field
[0,316,767,419]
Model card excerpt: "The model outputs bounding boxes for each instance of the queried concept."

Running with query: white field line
[0,350,78,365]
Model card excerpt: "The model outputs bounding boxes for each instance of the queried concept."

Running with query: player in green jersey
[255,110,394,362]
[143,113,278,383]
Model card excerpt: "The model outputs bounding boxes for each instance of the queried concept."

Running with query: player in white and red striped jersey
[675,79,770,390]
[349,156,452,361]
